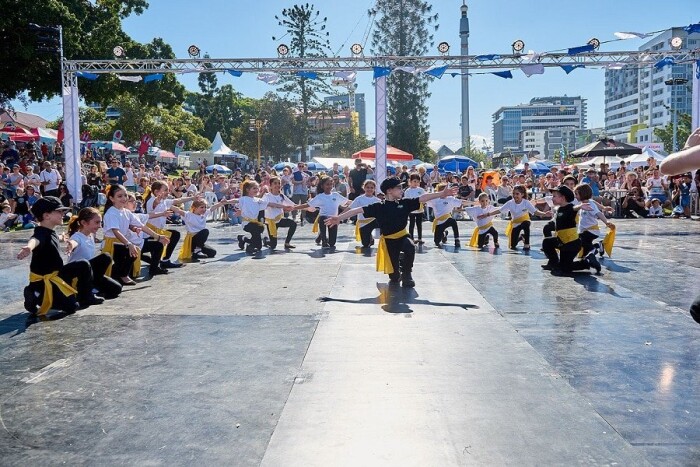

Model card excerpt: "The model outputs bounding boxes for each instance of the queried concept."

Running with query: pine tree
[273,4,334,160]
[369,0,439,160]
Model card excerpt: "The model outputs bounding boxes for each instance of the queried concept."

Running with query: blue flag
[296,71,319,80]
[227,70,243,77]
[684,23,700,34]
[654,57,674,69]
[143,73,164,83]
[561,64,584,74]
[373,66,392,79]
[567,44,595,55]
[76,71,99,80]
[492,70,513,79]
[475,54,500,61]
[424,66,448,79]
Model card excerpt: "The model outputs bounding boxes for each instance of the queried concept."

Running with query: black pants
[542,237,589,272]
[89,253,122,299]
[163,229,180,261]
[192,229,216,257]
[622,198,648,218]
[111,243,136,279]
[543,220,556,238]
[27,259,93,312]
[386,235,416,281]
[510,221,531,249]
[434,218,459,245]
[359,219,377,248]
[579,230,599,257]
[690,294,700,324]
[141,239,165,273]
[408,213,423,241]
[267,218,297,249]
[478,226,499,248]
[317,216,337,247]
[243,222,265,251]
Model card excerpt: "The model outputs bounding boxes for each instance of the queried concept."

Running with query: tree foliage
[325,127,371,158]
[0,1,184,109]
[274,3,334,160]
[653,113,692,152]
[369,0,438,160]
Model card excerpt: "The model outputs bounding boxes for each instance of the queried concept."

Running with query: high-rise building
[323,93,366,136]
[604,27,699,146]
[492,96,587,153]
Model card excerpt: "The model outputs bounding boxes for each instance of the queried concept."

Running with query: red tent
[352,145,414,161]
[0,127,36,143]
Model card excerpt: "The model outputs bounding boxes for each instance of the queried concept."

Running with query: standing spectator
[348,159,372,200]
[40,142,49,160]
[123,162,136,192]
[291,162,309,225]
[106,159,126,186]
[40,161,62,197]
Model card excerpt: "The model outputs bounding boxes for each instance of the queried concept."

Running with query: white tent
[624,147,666,168]
[210,132,248,160]
[185,132,248,168]
[575,155,623,169]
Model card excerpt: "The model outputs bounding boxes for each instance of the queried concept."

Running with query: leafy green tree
[653,113,692,152]
[274,3,334,160]
[369,0,438,160]
[326,127,370,158]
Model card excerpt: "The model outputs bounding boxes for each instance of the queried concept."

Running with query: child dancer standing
[296,176,351,249]
[404,174,426,244]
[349,180,381,248]
[236,180,288,255]
[465,193,500,249]
[262,177,297,250]
[425,183,470,248]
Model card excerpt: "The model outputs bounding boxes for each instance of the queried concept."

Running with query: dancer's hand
[324,216,341,227]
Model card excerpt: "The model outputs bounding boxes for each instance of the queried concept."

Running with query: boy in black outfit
[17,197,104,315]
[541,186,599,274]
[325,177,458,288]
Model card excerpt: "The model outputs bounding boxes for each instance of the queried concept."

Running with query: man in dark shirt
[106,159,126,185]
[325,177,458,287]
[348,158,372,200]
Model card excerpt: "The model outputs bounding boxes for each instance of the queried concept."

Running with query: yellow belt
[505,213,530,238]
[556,227,578,244]
[469,221,493,248]
[312,213,320,234]
[243,217,264,227]
[432,213,452,233]
[602,228,616,257]
[178,232,194,261]
[376,229,409,274]
[265,214,283,238]
[146,223,173,259]
[102,236,142,278]
[355,217,376,242]
[29,271,78,315]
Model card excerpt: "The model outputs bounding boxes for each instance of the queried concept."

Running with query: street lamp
[664,77,689,152]
[249,118,267,168]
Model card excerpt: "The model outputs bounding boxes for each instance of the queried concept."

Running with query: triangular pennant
[568,44,595,55]
[492,70,513,79]
[561,64,584,74]
[373,66,392,79]
[227,70,243,77]
[424,65,448,79]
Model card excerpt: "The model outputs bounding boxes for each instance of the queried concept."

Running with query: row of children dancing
[17,181,227,315]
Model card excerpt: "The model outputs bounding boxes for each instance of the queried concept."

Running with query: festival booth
[30,127,59,144]
[438,155,478,174]
[575,155,624,170]
[571,138,641,169]
[0,127,36,143]
[186,132,248,168]
[352,145,414,161]
[624,147,666,168]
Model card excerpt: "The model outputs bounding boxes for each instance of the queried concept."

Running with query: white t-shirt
[465,206,498,232]
[238,196,268,226]
[649,205,663,216]
[124,168,135,187]
[41,169,60,191]
[263,192,294,220]
[25,173,41,188]
[308,192,349,217]
[350,194,380,221]
[578,201,601,233]
[184,211,209,234]
[426,197,462,224]
[404,187,426,213]
[68,231,97,262]
[646,176,665,194]
[499,199,537,225]
[146,197,175,230]
[103,207,143,243]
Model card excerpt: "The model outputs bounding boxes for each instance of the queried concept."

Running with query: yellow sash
[146,223,173,259]
[312,214,320,234]
[602,228,616,257]
[505,213,530,238]
[432,213,452,233]
[178,232,194,261]
[265,214,283,238]
[556,227,578,244]
[102,236,142,278]
[354,217,376,242]
[29,271,78,315]
[243,217,264,227]
[469,221,493,248]
[376,229,409,274]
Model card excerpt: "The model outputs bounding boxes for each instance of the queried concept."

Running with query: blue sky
[19,0,697,151]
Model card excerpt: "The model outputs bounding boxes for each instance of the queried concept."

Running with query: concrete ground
[0,216,698,466]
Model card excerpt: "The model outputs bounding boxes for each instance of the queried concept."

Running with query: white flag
[333,71,356,82]
[116,75,142,82]
[521,64,545,77]
[614,32,651,40]
[257,73,280,84]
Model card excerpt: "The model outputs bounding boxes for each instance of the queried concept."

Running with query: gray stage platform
[0,217,698,466]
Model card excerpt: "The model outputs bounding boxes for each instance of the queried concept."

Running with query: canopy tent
[575,155,623,169]
[352,145,414,161]
[206,164,232,174]
[624,147,666,168]
[0,127,35,143]
[156,149,177,161]
[312,157,402,172]
[514,160,551,175]
[570,138,642,158]
[89,141,130,153]
[210,132,248,160]
[30,127,58,143]
[438,155,478,173]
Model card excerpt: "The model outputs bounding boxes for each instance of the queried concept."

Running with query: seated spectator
[13,187,36,228]
[648,198,663,218]
[621,187,648,218]
[1,201,18,231]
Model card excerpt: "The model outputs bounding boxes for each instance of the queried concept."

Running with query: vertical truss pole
[375,75,388,188]
[693,61,700,131]
[62,71,82,202]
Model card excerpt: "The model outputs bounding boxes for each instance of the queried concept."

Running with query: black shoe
[586,252,602,274]
[161,260,184,269]
[401,272,415,288]
[79,295,105,309]
[454,240,461,248]
[201,246,217,258]
[321,242,330,249]
[150,267,169,276]
[388,275,401,285]
[541,263,556,271]
[263,237,270,247]
[284,243,296,249]
[24,287,38,314]
[237,235,245,250]
[442,232,448,244]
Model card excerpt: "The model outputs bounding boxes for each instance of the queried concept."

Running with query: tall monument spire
[460,0,470,154]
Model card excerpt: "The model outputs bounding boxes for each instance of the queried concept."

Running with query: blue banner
[76,71,99,80]
[492,70,513,79]
[425,66,448,79]
[143,73,164,83]
[296,71,319,80]
[567,44,595,55]
[561,64,584,74]
[373,66,392,79]
[475,54,500,61]
[227,70,243,77]
[654,57,674,69]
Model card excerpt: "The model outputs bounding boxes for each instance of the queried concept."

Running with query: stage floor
[1,218,698,465]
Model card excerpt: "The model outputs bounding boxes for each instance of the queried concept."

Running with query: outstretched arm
[418,186,458,203]
[324,207,364,226]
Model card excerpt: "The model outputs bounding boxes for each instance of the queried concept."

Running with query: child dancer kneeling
[296,176,351,249]
[236,180,289,255]
[179,198,231,261]
[325,177,458,288]
[425,183,471,248]
[465,193,500,248]
[17,197,103,315]
[574,183,615,272]
[66,208,123,299]
[349,180,381,248]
